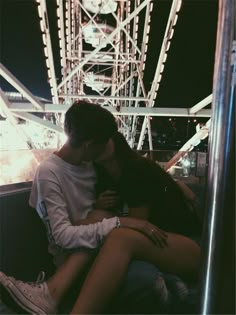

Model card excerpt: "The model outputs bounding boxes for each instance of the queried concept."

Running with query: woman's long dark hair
[112,131,179,190]
[111,132,201,235]
[96,131,201,236]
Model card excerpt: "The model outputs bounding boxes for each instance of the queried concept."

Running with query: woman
[94,131,202,238]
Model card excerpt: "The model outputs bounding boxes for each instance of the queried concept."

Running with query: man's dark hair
[64,101,118,148]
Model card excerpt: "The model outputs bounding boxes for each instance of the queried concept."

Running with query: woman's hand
[95,190,119,210]
[119,217,168,248]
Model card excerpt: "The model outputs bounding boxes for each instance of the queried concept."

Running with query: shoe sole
[0,277,47,315]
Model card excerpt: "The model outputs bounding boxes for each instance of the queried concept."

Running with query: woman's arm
[175,180,197,202]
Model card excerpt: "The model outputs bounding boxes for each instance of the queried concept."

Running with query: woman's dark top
[95,157,201,237]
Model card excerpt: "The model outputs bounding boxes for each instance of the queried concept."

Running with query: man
[0,101,167,314]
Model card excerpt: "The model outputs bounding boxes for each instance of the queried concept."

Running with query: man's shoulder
[37,154,61,177]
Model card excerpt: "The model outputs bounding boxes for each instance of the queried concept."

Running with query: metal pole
[200,0,235,314]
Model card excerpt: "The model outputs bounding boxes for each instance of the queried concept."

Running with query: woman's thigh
[108,228,200,280]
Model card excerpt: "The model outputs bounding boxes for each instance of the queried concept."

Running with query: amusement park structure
[1,0,213,168]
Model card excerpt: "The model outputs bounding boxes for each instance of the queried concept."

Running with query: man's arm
[34,179,119,250]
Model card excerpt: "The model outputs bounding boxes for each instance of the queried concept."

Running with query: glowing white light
[42,34,47,45]
[182,158,191,168]
[44,47,48,57]
[37,6,42,18]
[40,20,44,32]
[163,53,167,63]
[160,64,165,73]
[176,0,182,13]
[169,28,174,39]
[165,41,171,52]
[173,14,178,26]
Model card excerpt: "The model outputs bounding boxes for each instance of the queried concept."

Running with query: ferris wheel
[0,0,212,170]
[35,0,187,149]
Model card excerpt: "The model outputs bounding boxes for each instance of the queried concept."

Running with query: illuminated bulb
[169,28,174,39]
[163,53,167,63]
[176,0,182,12]
[173,14,178,26]
[165,41,171,51]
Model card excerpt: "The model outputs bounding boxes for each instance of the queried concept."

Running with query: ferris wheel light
[163,53,167,62]
[47,69,52,79]
[173,14,178,26]
[56,8,60,18]
[150,2,154,11]
[165,41,171,52]
[37,6,42,18]
[40,20,44,32]
[43,47,48,57]
[176,0,182,13]
[157,74,162,83]
[169,28,174,39]
[42,34,47,45]
[160,64,165,73]
[46,59,50,68]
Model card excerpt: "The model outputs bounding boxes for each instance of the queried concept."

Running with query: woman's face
[95,138,115,163]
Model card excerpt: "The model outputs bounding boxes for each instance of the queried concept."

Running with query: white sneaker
[0,271,57,314]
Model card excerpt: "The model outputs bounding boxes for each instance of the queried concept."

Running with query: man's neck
[55,142,83,165]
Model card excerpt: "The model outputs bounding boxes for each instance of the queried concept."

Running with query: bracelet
[116,217,121,228]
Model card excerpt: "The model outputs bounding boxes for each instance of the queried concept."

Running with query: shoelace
[36,271,46,283]
[21,271,46,288]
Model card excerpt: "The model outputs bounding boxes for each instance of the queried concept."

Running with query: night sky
[2,0,218,107]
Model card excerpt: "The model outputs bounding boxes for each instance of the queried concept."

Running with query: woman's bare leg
[46,251,95,304]
[71,228,200,314]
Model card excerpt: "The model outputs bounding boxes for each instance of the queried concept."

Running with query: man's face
[82,139,109,161]
[95,138,115,163]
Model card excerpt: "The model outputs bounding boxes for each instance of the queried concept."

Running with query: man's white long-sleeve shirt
[29,154,117,259]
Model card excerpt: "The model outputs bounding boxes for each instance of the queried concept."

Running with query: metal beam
[164,119,210,171]
[0,63,44,110]
[189,94,212,114]
[0,89,35,149]
[13,112,63,134]
[8,102,211,117]
[138,0,182,148]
